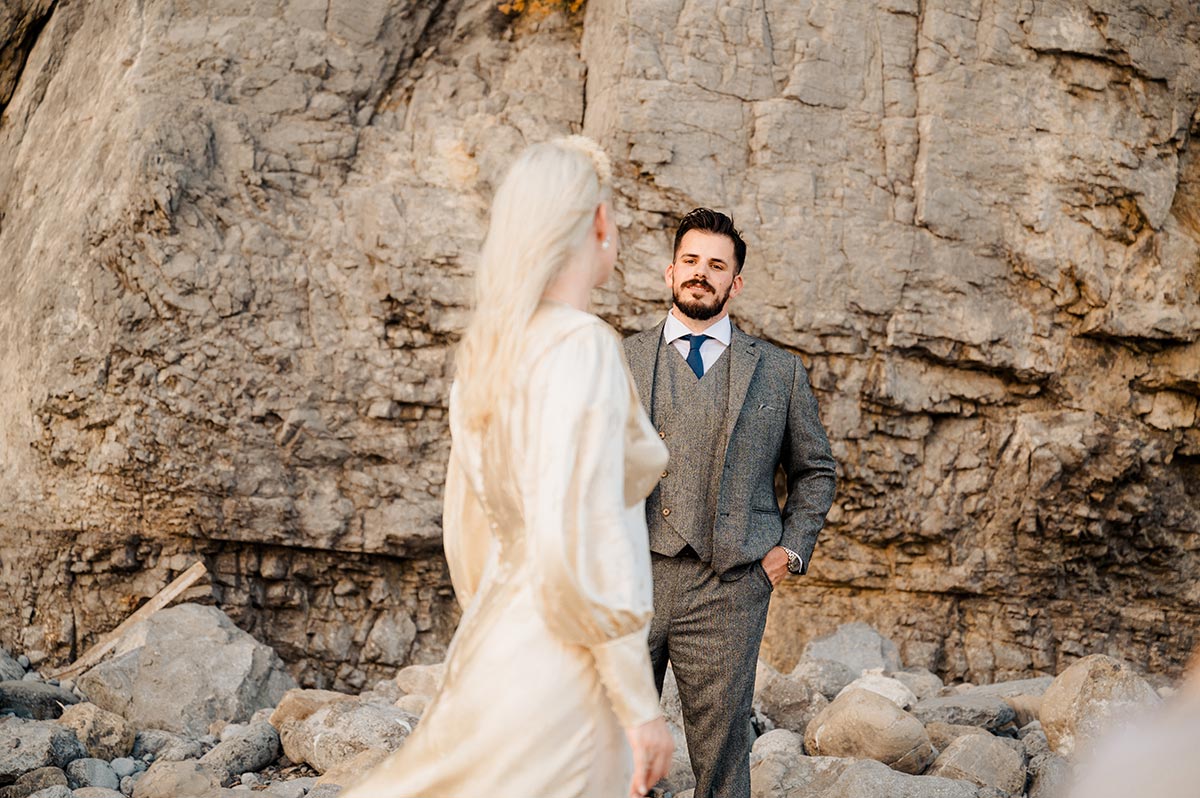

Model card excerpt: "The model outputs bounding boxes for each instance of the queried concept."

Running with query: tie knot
[682,333,710,353]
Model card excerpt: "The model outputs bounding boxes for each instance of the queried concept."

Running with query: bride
[341,136,674,798]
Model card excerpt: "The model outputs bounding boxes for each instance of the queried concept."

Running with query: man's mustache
[682,278,714,292]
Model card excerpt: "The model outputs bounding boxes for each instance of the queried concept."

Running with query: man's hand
[761,546,791,587]
[625,716,674,797]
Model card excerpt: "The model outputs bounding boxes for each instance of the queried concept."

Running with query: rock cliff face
[1,0,1197,689]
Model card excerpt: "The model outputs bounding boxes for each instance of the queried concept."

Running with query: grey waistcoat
[645,334,731,562]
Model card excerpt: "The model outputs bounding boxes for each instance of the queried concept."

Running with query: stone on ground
[801,623,903,677]
[54,702,135,760]
[927,733,1026,795]
[0,718,86,780]
[76,604,295,737]
[0,682,80,720]
[804,689,935,774]
[1039,654,1159,755]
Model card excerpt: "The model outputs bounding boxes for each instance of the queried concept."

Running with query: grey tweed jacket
[624,320,837,577]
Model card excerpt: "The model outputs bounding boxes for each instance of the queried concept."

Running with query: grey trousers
[649,552,773,798]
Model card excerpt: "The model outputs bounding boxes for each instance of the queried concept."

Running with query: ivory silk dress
[341,302,669,798]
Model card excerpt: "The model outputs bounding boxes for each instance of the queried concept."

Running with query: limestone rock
[789,658,859,701]
[72,789,125,798]
[1028,753,1070,798]
[278,700,416,774]
[1040,654,1160,755]
[804,689,935,774]
[928,734,1026,795]
[130,760,222,798]
[925,722,988,754]
[25,788,73,798]
[892,668,946,703]
[756,663,830,734]
[0,681,79,720]
[0,767,68,798]
[269,689,353,730]
[65,758,120,790]
[130,729,205,762]
[912,694,1017,734]
[837,670,918,709]
[0,650,24,682]
[54,702,135,760]
[198,721,281,785]
[76,604,296,737]
[801,624,903,677]
[1,0,1199,694]
[0,717,85,780]
[392,663,444,698]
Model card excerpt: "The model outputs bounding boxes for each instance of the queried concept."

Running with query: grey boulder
[801,623,903,677]
[927,733,1026,795]
[0,717,85,780]
[76,604,296,737]
[0,682,79,720]
[804,689,935,774]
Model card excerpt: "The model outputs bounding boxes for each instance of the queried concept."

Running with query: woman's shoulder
[525,301,622,361]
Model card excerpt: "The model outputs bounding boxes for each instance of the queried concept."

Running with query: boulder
[802,623,903,677]
[72,789,125,798]
[315,746,392,789]
[25,789,73,798]
[199,721,281,785]
[77,604,296,737]
[277,700,417,774]
[392,663,443,697]
[131,760,222,798]
[0,682,79,720]
[925,721,989,753]
[891,668,945,702]
[912,694,1017,733]
[0,767,68,798]
[54,703,135,760]
[0,718,86,780]
[269,689,353,730]
[927,733,1026,795]
[1039,654,1159,755]
[751,737,977,798]
[804,689,935,774]
[837,670,918,709]
[130,729,206,762]
[756,664,830,734]
[789,658,859,701]
[0,650,24,682]
[1028,753,1070,798]
[65,758,120,790]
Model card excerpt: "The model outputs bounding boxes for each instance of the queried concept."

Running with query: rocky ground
[0,604,1186,798]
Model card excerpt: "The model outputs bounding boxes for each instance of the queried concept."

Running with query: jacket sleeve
[520,322,662,729]
[780,355,837,571]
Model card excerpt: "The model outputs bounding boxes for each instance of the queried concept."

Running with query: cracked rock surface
[1,0,1198,687]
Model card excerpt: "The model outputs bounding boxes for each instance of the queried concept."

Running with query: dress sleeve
[520,322,662,729]
[441,438,494,611]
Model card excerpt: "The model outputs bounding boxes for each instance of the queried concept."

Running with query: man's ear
[664,261,675,288]
[729,273,744,300]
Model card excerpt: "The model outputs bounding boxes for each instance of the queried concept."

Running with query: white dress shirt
[663,312,731,374]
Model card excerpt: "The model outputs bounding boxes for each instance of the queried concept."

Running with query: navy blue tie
[682,334,709,379]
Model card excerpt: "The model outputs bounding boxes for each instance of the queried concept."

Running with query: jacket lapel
[724,325,760,443]
[626,320,664,417]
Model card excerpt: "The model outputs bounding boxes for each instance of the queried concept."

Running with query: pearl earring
[601,237,611,250]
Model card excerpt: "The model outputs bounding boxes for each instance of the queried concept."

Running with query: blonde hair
[455,136,613,432]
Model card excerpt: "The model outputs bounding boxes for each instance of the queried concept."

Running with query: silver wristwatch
[783,547,803,574]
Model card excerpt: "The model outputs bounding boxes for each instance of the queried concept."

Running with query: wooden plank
[46,561,209,680]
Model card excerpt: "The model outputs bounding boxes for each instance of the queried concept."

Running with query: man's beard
[673,278,730,321]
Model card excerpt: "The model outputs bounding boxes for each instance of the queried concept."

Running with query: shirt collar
[663,311,732,346]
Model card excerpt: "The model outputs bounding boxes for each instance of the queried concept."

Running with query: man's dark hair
[673,207,747,274]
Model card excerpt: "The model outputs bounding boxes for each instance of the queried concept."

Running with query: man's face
[665,230,743,321]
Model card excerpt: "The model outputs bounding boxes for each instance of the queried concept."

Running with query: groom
[623,209,837,798]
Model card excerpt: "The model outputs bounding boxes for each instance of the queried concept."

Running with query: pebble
[17,655,30,669]
[111,757,137,778]
[240,771,261,787]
